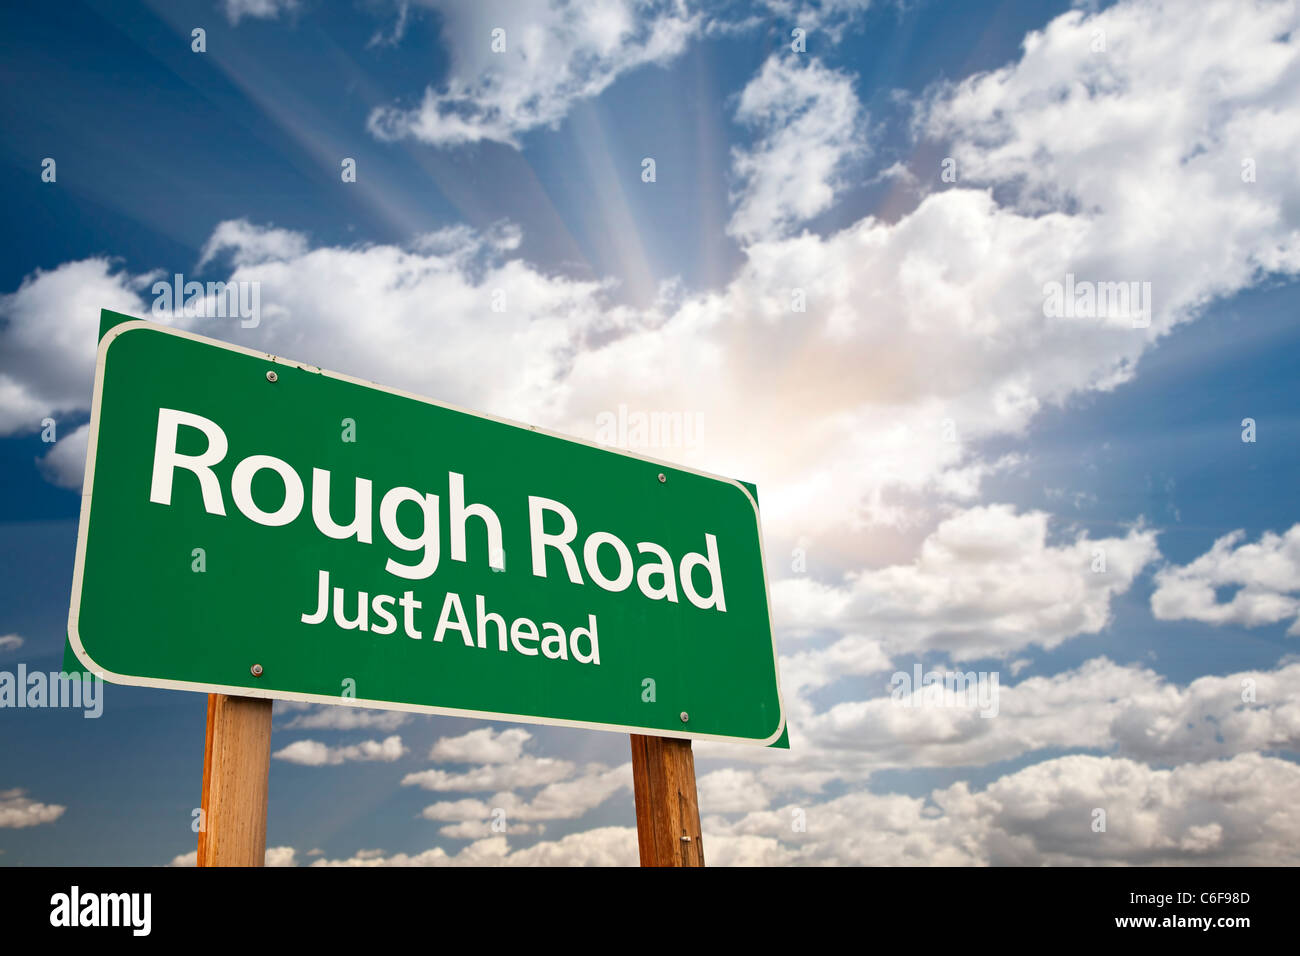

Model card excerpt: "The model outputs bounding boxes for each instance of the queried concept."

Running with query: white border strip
[67,318,787,746]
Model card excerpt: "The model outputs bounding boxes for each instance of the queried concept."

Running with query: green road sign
[68,313,786,745]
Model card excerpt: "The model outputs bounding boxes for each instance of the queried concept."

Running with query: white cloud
[0,258,149,435]
[310,826,638,866]
[36,422,89,491]
[771,633,891,731]
[368,0,699,147]
[697,655,1300,800]
[408,731,626,827]
[0,634,24,654]
[728,55,864,242]
[778,633,892,694]
[417,797,493,822]
[776,505,1158,661]
[758,0,873,42]
[697,768,771,814]
[369,1,412,48]
[301,752,1300,865]
[1108,662,1300,763]
[264,845,298,866]
[794,658,1300,771]
[437,819,544,839]
[403,755,576,791]
[0,789,65,828]
[502,763,631,821]
[272,735,406,765]
[198,218,309,268]
[167,846,297,866]
[192,725,1300,865]
[924,0,1300,300]
[282,706,410,732]
[419,762,631,823]
[222,0,298,27]
[960,752,1300,865]
[1151,525,1300,634]
[711,752,1300,865]
[427,727,533,764]
[0,222,612,451]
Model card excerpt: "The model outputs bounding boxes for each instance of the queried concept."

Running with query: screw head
[265,370,278,383]
[657,473,666,483]
[680,711,689,723]
[250,664,264,677]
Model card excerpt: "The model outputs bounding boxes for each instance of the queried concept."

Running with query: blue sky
[2,0,1299,866]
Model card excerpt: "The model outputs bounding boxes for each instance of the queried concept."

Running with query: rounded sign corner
[726,477,762,520]
[98,317,155,350]
[64,620,116,684]
[759,710,787,746]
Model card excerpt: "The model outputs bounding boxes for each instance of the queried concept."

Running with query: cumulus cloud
[419,763,631,823]
[403,756,576,792]
[711,752,1300,865]
[757,0,873,41]
[406,729,620,827]
[168,846,297,866]
[264,845,299,866]
[0,221,611,454]
[0,634,24,654]
[272,735,406,766]
[35,422,89,492]
[198,218,309,269]
[368,0,698,147]
[1107,662,1300,762]
[774,505,1158,660]
[426,727,533,764]
[697,768,772,814]
[499,763,632,820]
[961,752,1300,866]
[923,0,1300,304]
[281,706,410,732]
[728,55,864,242]
[788,658,1300,773]
[305,826,797,866]
[777,633,892,699]
[310,827,638,866]
[0,789,66,828]
[0,258,150,435]
[1151,525,1300,634]
[436,819,544,839]
[695,654,1300,807]
[222,0,298,26]
[262,750,1300,866]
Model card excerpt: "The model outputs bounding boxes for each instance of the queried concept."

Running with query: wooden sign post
[195,711,702,867]
[630,734,704,866]
[197,693,274,867]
